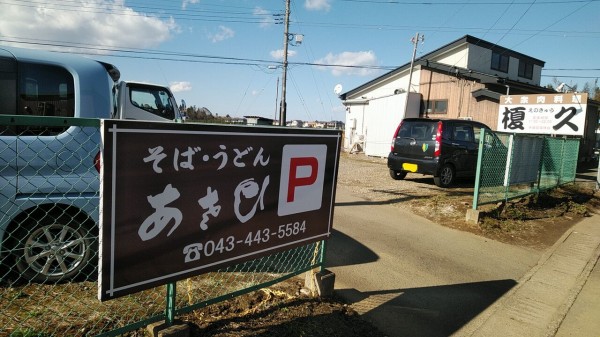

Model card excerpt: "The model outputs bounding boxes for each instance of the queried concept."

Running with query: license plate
[402,163,418,172]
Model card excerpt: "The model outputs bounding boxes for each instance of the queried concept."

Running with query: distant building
[242,116,344,130]
[244,116,275,126]
[325,121,344,129]
[287,120,304,127]
[304,121,318,128]
[227,117,246,125]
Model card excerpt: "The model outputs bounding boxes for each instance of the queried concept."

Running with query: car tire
[389,169,407,180]
[14,214,95,283]
[434,164,455,188]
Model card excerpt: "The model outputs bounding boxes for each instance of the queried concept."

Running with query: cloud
[253,7,275,28]
[270,49,297,60]
[315,51,379,76]
[181,0,199,10]
[208,26,235,43]
[305,0,331,11]
[0,0,178,52]
[170,81,192,92]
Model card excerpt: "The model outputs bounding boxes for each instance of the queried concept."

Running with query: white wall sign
[498,93,588,136]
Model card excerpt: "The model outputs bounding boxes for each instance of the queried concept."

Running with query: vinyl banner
[98,120,341,301]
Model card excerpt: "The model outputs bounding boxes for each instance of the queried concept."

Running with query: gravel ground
[336,152,599,250]
[337,153,443,204]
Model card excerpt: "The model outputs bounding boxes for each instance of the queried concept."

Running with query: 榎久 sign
[98,120,341,301]
[498,93,588,136]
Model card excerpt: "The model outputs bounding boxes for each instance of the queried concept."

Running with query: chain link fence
[473,129,580,209]
[1,116,326,336]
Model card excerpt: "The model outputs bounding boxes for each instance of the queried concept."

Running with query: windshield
[399,122,436,141]
[130,88,173,119]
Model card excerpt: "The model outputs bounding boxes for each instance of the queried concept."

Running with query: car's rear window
[398,122,436,140]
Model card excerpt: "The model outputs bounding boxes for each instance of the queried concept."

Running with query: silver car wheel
[19,222,90,281]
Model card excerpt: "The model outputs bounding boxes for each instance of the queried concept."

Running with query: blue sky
[1,0,599,122]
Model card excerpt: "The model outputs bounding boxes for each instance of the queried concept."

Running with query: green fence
[473,129,580,209]
[0,116,326,336]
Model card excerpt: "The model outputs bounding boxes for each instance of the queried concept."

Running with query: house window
[426,99,448,114]
[491,51,509,73]
[518,60,533,79]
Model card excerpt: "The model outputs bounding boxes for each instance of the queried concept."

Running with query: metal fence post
[166,282,176,326]
[536,136,546,195]
[504,134,514,202]
[597,153,600,191]
[319,239,327,271]
[559,137,566,185]
[472,128,485,210]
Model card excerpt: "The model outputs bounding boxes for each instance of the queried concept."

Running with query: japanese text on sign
[497,93,588,136]
[99,121,341,301]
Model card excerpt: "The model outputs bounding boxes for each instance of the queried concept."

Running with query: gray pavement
[456,164,600,337]
[329,188,541,337]
[331,162,600,336]
[457,210,600,337]
[554,252,600,337]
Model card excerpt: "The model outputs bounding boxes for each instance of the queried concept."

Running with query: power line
[2,0,597,82]
[508,0,596,49]
[1,0,279,24]
[6,0,276,14]
[338,0,600,4]
[5,0,598,36]
[4,38,596,81]
[0,38,276,66]
[542,75,600,79]
[544,68,600,71]
[494,0,537,46]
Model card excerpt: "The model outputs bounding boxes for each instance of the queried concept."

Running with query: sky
[0,0,599,123]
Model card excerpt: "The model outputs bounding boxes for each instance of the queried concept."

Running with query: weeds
[430,195,443,211]
[479,184,597,234]
[10,329,52,337]
[567,200,590,216]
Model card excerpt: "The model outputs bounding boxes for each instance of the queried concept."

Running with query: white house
[337,35,600,158]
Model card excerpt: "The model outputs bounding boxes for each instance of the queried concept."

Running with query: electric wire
[1,0,597,113]
[4,0,598,36]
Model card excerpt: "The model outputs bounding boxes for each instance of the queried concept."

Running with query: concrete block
[146,320,190,337]
[315,269,336,297]
[466,208,481,224]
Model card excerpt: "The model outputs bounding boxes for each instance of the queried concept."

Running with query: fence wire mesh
[1,116,324,337]
[474,129,580,208]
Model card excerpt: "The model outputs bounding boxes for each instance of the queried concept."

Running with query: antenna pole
[405,32,424,116]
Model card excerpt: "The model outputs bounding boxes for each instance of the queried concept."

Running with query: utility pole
[274,77,279,121]
[405,32,424,115]
[279,0,291,127]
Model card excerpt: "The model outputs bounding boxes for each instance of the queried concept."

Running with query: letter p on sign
[278,144,327,216]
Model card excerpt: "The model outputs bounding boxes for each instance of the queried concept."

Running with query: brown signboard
[98,120,341,301]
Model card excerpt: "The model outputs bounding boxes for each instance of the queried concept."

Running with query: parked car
[387,118,497,187]
[0,46,179,283]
